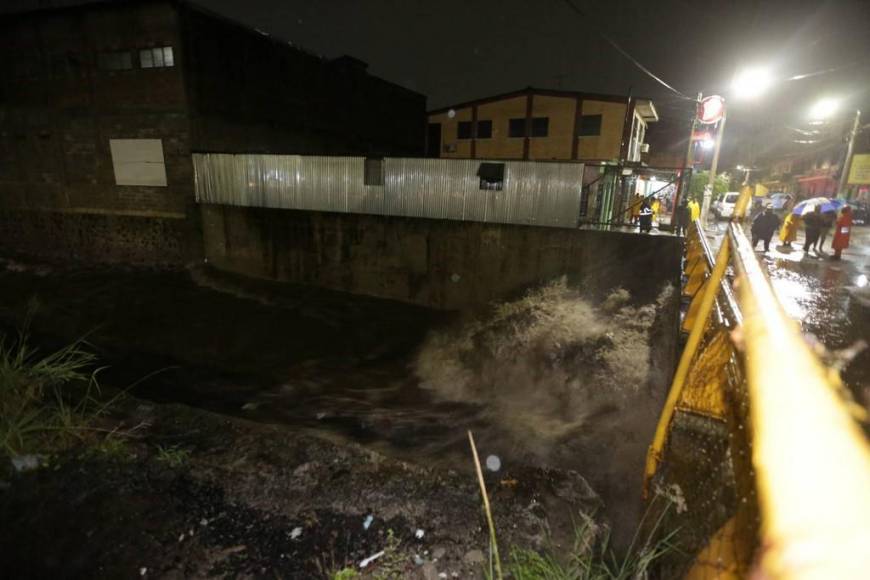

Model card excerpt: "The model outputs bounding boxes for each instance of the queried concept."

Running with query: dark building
[0,0,426,265]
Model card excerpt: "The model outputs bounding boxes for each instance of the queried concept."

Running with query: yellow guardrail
[644,190,870,579]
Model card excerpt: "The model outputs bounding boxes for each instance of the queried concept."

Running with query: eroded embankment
[0,258,679,573]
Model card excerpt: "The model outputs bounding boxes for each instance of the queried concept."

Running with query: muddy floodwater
[0,258,678,551]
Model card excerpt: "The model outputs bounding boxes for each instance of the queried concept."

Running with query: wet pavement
[704,221,870,400]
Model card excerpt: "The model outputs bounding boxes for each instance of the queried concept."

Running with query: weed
[471,430,680,580]
[0,313,108,457]
[155,444,190,467]
[93,434,134,460]
[331,568,359,580]
[372,529,405,580]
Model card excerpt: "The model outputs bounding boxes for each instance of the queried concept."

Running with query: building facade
[0,0,425,265]
[426,87,658,164]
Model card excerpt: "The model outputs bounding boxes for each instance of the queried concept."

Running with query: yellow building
[426,87,658,163]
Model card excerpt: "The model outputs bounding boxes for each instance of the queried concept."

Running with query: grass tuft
[155,444,191,467]
[0,312,109,458]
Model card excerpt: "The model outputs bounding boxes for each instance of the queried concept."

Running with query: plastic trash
[359,550,384,568]
[415,529,425,539]
[11,455,41,472]
[290,527,303,540]
[363,514,374,530]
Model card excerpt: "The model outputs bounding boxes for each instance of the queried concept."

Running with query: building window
[476,120,493,139]
[531,117,549,137]
[140,46,174,69]
[457,121,473,140]
[478,162,505,191]
[98,51,133,71]
[578,114,602,136]
[364,157,384,186]
[508,118,526,138]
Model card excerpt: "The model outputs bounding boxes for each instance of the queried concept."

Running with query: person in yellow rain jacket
[688,199,701,222]
[779,212,801,247]
[651,198,661,222]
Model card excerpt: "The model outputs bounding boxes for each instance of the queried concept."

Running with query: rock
[462,550,485,565]
[11,455,41,472]
[420,563,439,580]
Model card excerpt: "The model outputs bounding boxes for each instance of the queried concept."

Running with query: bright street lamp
[809,97,840,120]
[731,66,773,100]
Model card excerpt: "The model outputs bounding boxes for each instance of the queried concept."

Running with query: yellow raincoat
[688,200,701,221]
[651,199,661,219]
[779,213,800,244]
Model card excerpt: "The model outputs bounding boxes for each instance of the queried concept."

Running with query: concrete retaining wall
[201,204,681,309]
[0,210,194,267]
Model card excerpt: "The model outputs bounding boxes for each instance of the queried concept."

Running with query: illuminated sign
[847,154,870,185]
[697,95,726,124]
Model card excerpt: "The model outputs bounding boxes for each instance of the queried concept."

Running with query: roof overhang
[635,99,659,123]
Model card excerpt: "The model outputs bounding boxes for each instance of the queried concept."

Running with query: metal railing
[643,190,870,578]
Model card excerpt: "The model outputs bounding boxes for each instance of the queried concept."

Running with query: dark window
[476,120,492,139]
[140,46,174,69]
[531,117,549,137]
[478,162,505,191]
[364,157,384,186]
[578,114,603,136]
[457,121,473,140]
[508,118,526,138]
[98,51,133,71]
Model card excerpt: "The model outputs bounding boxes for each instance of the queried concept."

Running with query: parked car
[713,192,740,219]
[767,192,792,210]
[851,201,869,225]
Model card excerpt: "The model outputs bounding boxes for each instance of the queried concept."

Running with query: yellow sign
[848,154,870,185]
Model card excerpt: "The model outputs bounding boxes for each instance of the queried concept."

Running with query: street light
[809,98,839,120]
[731,66,773,100]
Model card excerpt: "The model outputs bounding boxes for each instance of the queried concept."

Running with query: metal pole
[701,111,727,225]
[837,109,861,198]
[679,93,702,203]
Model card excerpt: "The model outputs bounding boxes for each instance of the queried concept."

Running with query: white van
[713,192,740,219]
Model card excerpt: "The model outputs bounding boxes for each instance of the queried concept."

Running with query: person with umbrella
[815,211,836,252]
[751,206,780,252]
[831,206,853,260]
[791,197,846,254]
[803,206,825,254]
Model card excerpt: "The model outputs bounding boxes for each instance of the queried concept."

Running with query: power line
[785,61,867,82]
[557,0,696,102]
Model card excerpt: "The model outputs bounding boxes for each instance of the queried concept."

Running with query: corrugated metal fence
[193,153,584,228]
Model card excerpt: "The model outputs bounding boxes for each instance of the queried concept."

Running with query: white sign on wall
[109,138,168,187]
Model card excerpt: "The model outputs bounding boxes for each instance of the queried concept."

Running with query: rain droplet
[485,455,501,472]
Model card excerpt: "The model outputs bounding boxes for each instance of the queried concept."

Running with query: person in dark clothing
[815,211,835,252]
[673,199,690,236]
[751,206,780,252]
[803,206,825,253]
[638,200,653,233]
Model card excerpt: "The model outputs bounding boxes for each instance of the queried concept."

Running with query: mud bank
[0,397,600,579]
[0,256,679,557]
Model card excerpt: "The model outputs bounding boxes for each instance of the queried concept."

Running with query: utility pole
[837,109,862,198]
[677,92,703,209]
[701,111,727,225]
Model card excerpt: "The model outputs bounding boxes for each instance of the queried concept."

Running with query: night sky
[195,0,870,166]
[6,0,870,165]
